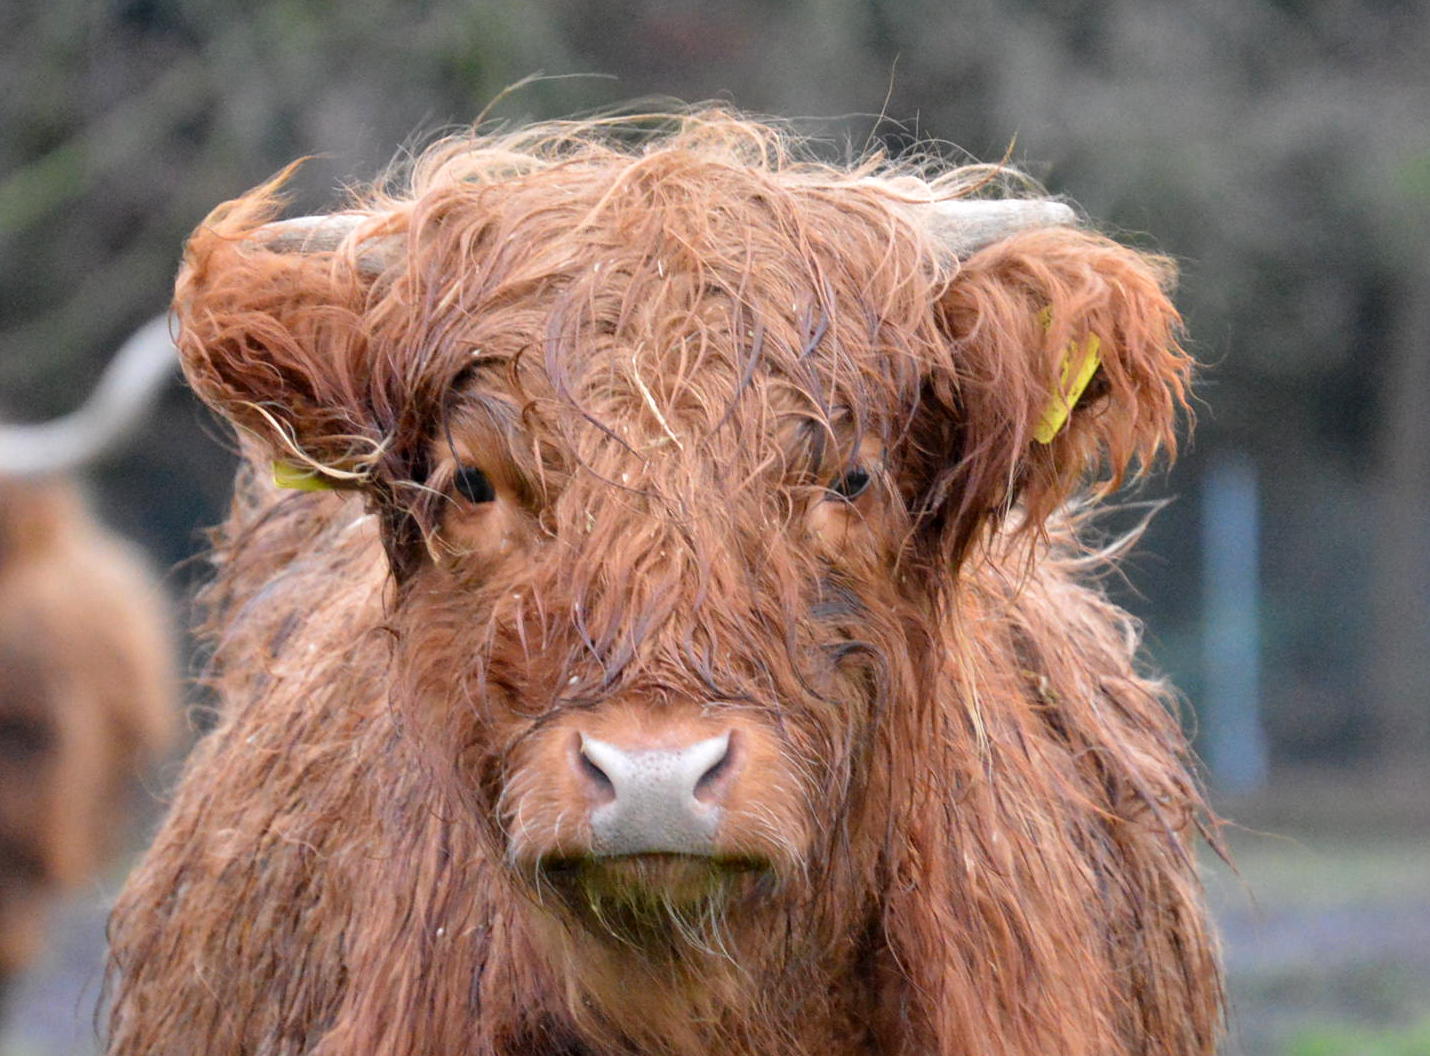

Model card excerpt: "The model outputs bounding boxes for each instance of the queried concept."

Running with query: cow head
[174,115,1190,974]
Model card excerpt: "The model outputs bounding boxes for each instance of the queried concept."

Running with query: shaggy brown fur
[0,477,175,1000]
[105,111,1221,1056]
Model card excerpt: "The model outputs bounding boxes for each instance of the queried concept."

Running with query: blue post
[1201,452,1269,794]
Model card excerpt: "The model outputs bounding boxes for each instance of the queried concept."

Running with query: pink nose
[574,730,737,856]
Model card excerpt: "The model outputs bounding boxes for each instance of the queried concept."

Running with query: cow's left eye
[828,466,871,500]
[453,465,496,504]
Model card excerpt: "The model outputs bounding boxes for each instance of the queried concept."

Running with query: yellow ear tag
[1033,331,1102,444]
[272,460,340,492]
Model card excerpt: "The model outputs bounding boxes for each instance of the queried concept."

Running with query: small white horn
[921,199,1078,257]
[0,315,177,478]
[251,214,400,276]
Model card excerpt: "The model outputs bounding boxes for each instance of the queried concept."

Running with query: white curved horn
[921,199,1078,257]
[0,315,177,478]
[251,214,400,276]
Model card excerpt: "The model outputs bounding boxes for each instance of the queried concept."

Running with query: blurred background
[0,1,1425,1053]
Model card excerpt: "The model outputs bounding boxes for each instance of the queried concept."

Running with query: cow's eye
[453,465,496,504]
[828,466,870,500]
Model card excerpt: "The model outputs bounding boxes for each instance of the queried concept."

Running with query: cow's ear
[919,227,1191,559]
[174,174,398,491]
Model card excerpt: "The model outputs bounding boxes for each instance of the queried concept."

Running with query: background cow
[0,319,178,1007]
[106,112,1220,1056]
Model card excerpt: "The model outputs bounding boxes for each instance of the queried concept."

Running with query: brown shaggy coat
[0,477,175,996]
[105,112,1221,1056]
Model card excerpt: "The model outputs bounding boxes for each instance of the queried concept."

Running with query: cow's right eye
[453,466,496,504]
[828,465,871,501]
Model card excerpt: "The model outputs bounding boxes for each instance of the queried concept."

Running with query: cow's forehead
[406,184,934,450]
[401,152,940,328]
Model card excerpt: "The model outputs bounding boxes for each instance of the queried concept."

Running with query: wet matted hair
[106,109,1220,1056]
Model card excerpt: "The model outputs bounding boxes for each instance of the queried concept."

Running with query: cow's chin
[533,853,776,946]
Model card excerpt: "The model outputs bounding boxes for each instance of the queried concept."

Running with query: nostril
[579,751,617,800]
[693,729,739,804]
[572,733,617,804]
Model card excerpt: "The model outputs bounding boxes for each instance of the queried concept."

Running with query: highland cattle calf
[0,322,178,1004]
[105,112,1221,1056]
